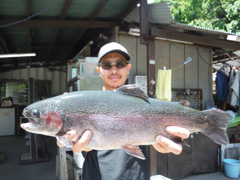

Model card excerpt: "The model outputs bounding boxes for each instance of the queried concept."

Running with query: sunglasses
[98,59,128,70]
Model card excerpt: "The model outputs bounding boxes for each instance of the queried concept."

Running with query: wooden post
[140,0,157,176]
[140,0,149,45]
[147,39,156,98]
[59,147,69,180]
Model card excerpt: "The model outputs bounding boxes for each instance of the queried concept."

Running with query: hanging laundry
[215,69,228,102]
[227,67,236,104]
[230,71,240,107]
[156,69,172,101]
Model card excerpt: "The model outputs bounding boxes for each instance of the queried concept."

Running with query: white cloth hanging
[230,71,240,106]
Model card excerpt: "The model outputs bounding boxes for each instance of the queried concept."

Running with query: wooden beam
[151,27,240,50]
[51,0,72,45]
[0,20,115,28]
[72,0,108,46]
[17,45,69,50]
[64,0,109,62]
[89,0,108,21]
[60,0,72,20]
[0,33,10,53]
[27,0,32,47]
[26,0,33,66]
[47,0,73,63]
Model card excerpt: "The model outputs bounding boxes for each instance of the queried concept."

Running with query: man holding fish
[57,42,190,180]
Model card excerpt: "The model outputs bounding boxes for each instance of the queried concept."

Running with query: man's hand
[152,126,190,155]
[57,130,93,153]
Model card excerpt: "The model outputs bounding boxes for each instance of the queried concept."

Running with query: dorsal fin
[115,84,149,103]
[179,100,190,107]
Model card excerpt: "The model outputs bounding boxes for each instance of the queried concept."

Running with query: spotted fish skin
[21,85,232,159]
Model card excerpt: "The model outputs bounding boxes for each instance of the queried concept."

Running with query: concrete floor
[151,171,236,180]
[0,135,58,180]
[0,135,238,180]
[181,171,236,180]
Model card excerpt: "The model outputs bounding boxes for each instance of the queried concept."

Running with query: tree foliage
[152,0,240,34]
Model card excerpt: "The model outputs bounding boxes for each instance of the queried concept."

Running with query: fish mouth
[22,110,41,127]
[20,112,42,133]
[21,117,41,130]
[21,110,64,137]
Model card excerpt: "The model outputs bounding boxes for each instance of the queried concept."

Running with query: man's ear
[128,64,132,70]
[96,67,100,72]
[127,64,132,75]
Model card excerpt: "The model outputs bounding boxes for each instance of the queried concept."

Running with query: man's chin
[108,82,123,90]
[110,84,121,89]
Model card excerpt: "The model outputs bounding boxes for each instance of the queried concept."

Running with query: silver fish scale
[22,86,232,150]
[54,91,201,148]
[56,91,203,129]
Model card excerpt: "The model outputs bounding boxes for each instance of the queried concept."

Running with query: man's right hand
[57,130,93,153]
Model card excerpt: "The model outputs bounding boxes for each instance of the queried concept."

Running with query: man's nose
[110,65,118,73]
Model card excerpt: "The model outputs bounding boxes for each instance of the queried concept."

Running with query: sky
[148,0,155,3]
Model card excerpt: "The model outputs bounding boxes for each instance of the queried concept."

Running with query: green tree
[152,0,240,34]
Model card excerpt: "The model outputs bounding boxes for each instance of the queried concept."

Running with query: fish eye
[32,109,40,118]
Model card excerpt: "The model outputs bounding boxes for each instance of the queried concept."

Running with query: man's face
[97,53,132,90]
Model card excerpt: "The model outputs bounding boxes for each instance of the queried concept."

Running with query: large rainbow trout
[21,85,231,160]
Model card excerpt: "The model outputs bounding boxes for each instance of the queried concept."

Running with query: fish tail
[201,108,232,145]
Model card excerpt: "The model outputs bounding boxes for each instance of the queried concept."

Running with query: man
[58,42,190,180]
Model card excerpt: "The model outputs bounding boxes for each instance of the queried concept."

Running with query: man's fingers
[152,143,170,154]
[155,135,182,155]
[72,130,92,153]
[56,130,93,153]
[56,140,64,147]
[165,126,190,139]
[64,130,77,141]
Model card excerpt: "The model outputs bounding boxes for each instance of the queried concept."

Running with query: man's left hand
[152,126,190,155]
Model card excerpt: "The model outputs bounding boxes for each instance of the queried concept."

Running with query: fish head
[21,98,63,137]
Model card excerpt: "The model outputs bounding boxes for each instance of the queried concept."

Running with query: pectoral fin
[122,145,146,160]
[56,136,73,148]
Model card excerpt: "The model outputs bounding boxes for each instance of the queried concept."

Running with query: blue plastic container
[223,159,240,178]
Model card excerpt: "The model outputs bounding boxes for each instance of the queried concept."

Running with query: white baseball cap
[97,42,130,63]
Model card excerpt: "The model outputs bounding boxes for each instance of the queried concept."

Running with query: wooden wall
[118,33,213,109]
[118,32,213,177]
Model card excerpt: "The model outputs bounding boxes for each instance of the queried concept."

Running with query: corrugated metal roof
[124,2,174,24]
[173,23,240,36]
